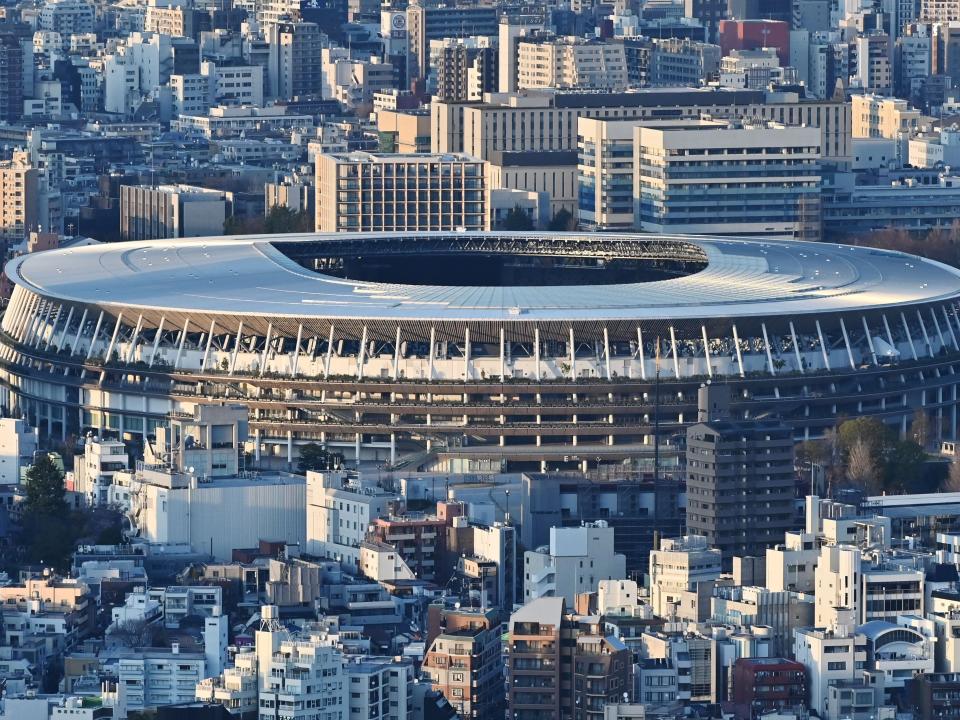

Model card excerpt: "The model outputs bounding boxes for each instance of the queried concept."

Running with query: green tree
[837,417,895,460]
[19,455,77,570]
[883,440,928,493]
[296,443,343,474]
[264,206,312,234]
[500,205,534,231]
[23,454,68,517]
[547,208,576,231]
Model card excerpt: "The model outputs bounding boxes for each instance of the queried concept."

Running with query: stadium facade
[2,231,960,472]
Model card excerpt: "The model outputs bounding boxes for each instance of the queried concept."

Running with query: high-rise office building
[119,184,229,240]
[406,2,498,85]
[634,118,821,239]
[0,33,25,123]
[685,384,796,569]
[268,20,324,100]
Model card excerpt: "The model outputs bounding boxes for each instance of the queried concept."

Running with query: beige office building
[433,87,851,164]
[0,151,38,243]
[315,152,488,232]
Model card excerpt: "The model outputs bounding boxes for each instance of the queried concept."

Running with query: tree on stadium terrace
[297,443,344,474]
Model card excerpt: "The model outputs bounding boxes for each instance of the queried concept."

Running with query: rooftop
[10,232,960,324]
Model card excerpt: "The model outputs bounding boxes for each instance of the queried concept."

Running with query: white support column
[324,325,335,378]
[882,314,896,351]
[603,327,612,380]
[287,431,293,466]
[500,327,506,381]
[637,327,646,380]
[731,324,745,378]
[68,307,87,357]
[5,289,27,337]
[861,316,878,366]
[201,319,216,370]
[943,306,960,351]
[761,322,776,375]
[789,321,804,373]
[23,296,44,345]
[55,306,74,352]
[931,307,948,351]
[668,325,680,378]
[175,317,190,370]
[15,292,36,339]
[901,311,919,361]
[839,317,856,369]
[949,303,960,340]
[356,325,368,380]
[148,315,166,367]
[15,292,36,340]
[569,327,576,380]
[428,326,436,381]
[86,310,104,359]
[104,313,125,364]
[815,319,831,370]
[917,309,934,357]
[393,326,402,380]
[701,325,712,378]
[291,323,303,377]
[126,313,144,363]
[43,304,62,350]
[534,327,541,382]
[463,326,471,380]
[32,302,53,348]
[390,433,396,466]
[259,322,273,377]
[229,321,244,376]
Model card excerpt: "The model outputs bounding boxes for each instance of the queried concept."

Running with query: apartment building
[516,37,628,91]
[315,152,488,232]
[635,119,821,238]
[0,151,39,242]
[648,535,722,620]
[523,522,626,605]
[305,471,397,570]
[74,437,129,506]
[852,93,925,138]
[507,597,632,720]
[256,606,348,720]
[685,386,799,566]
[117,645,206,711]
[422,605,503,720]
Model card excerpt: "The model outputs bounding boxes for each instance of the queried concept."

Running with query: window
[827,661,847,671]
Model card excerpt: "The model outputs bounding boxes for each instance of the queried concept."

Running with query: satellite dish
[188,466,195,474]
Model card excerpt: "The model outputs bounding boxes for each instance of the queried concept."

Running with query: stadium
[2,231,960,473]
